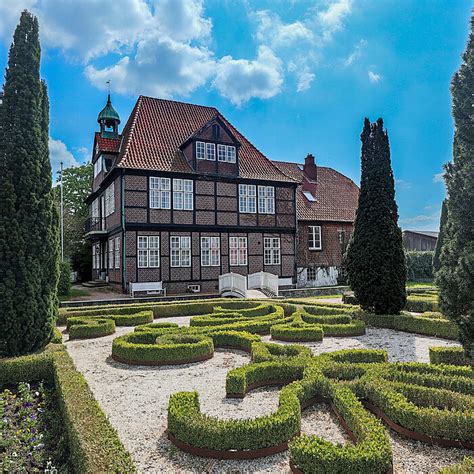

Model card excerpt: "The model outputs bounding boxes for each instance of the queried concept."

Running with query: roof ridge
[139,95,219,112]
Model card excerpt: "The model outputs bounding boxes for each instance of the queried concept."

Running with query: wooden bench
[129,281,166,298]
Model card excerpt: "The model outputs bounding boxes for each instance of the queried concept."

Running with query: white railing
[219,272,247,298]
[248,271,279,297]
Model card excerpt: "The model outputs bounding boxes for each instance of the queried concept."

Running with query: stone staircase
[82,279,110,288]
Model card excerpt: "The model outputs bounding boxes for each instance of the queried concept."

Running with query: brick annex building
[85,95,358,294]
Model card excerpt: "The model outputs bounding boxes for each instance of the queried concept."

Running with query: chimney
[303,153,317,181]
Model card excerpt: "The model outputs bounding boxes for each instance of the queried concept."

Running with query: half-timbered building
[85,95,298,295]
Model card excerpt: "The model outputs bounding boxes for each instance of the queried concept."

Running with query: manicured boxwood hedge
[429,346,468,366]
[271,321,324,342]
[167,382,301,451]
[251,342,312,363]
[438,457,474,473]
[405,294,439,312]
[357,312,459,339]
[112,331,214,365]
[0,345,135,472]
[51,327,63,344]
[67,317,116,339]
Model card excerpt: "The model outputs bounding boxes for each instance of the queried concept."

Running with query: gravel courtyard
[63,317,469,473]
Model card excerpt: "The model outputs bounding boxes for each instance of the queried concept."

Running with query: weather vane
[106,80,111,95]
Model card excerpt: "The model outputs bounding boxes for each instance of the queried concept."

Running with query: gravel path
[63,317,468,473]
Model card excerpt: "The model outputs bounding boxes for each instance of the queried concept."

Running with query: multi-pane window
[258,186,275,214]
[307,267,316,280]
[229,237,247,266]
[171,236,191,267]
[150,177,171,209]
[264,237,281,265]
[201,237,220,267]
[91,198,99,219]
[196,141,206,160]
[92,245,97,270]
[206,143,215,161]
[114,236,120,269]
[104,182,115,216]
[338,230,346,245]
[173,179,193,210]
[239,184,256,213]
[138,236,160,268]
[93,156,103,177]
[217,144,226,162]
[308,226,322,250]
[108,239,114,269]
[217,144,236,163]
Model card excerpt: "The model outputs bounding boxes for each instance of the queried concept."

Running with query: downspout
[293,184,298,287]
[121,171,127,293]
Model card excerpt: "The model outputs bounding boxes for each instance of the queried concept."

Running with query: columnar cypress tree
[346,118,406,314]
[437,14,474,359]
[432,199,448,274]
[0,11,59,356]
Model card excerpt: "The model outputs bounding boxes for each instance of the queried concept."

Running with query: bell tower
[97,94,120,138]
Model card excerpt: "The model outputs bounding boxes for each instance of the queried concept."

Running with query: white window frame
[264,237,281,266]
[258,186,275,214]
[104,182,115,216]
[205,142,216,161]
[226,145,236,163]
[137,236,160,268]
[201,237,220,267]
[229,237,247,266]
[91,198,99,219]
[108,239,114,269]
[92,245,96,270]
[173,179,193,211]
[114,236,120,269]
[239,184,256,213]
[217,144,226,162]
[171,236,191,268]
[150,177,171,209]
[93,156,103,177]
[196,141,206,160]
[308,225,322,250]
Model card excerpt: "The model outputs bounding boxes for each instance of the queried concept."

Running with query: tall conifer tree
[346,118,406,314]
[437,14,474,359]
[0,11,59,356]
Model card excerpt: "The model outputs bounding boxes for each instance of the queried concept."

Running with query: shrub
[68,318,116,340]
[406,251,434,281]
[209,330,260,351]
[112,331,214,365]
[167,383,301,451]
[51,327,63,344]
[289,384,392,474]
[270,322,324,342]
[0,346,135,472]
[439,457,474,474]
[58,260,72,297]
[429,346,468,366]
[66,311,153,329]
[357,312,458,339]
[251,342,312,363]
[405,295,439,312]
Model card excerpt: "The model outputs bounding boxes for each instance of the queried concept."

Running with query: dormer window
[217,144,236,163]
[196,141,216,160]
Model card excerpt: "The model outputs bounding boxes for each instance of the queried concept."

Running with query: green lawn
[406,281,437,288]
[59,288,90,301]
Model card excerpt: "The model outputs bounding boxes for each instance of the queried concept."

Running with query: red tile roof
[272,161,359,222]
[116,96,295,182]
[95,132,121,153]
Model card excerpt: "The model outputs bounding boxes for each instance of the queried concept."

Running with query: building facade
[272,155,359,287]
[85,96,298,295]
[402,230,438,251]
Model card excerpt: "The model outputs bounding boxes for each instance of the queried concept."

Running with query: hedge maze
[59,298,472,472]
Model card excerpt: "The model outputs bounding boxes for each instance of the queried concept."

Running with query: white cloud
[343,39,367,66]
[86,35,215,98]
[0,0,35,43]
[433,172,444,183]
[49,138,80,178]
[288,61,315,92]
[395,179,412,190]
[255,10,313,48]
[400,211,441,231]
[317,0,353,42]
[368,70,381,83]
[213,46,283,106]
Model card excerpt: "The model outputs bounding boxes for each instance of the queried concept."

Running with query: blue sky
[0,0,472,231]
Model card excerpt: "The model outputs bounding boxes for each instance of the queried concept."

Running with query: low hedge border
[438,457,474,473]
[51,327,63,344]
[67,317,116,339]
[406,295,439,312]
[112,332,214,366]
[271,322,324,342]
[251,342,312,363]
[429,346,469,366]
[65,310,153,329]
[356,312,459,340]
[0,345,135,472]
[167,383,301,453]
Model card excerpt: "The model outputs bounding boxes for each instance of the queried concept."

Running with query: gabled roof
[272,160,359,222]
[115,96,295,182]
[403,230,439,238]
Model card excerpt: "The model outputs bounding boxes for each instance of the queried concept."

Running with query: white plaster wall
[297,266,339,287]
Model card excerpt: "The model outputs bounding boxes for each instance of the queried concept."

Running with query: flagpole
[60,161,64,262]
